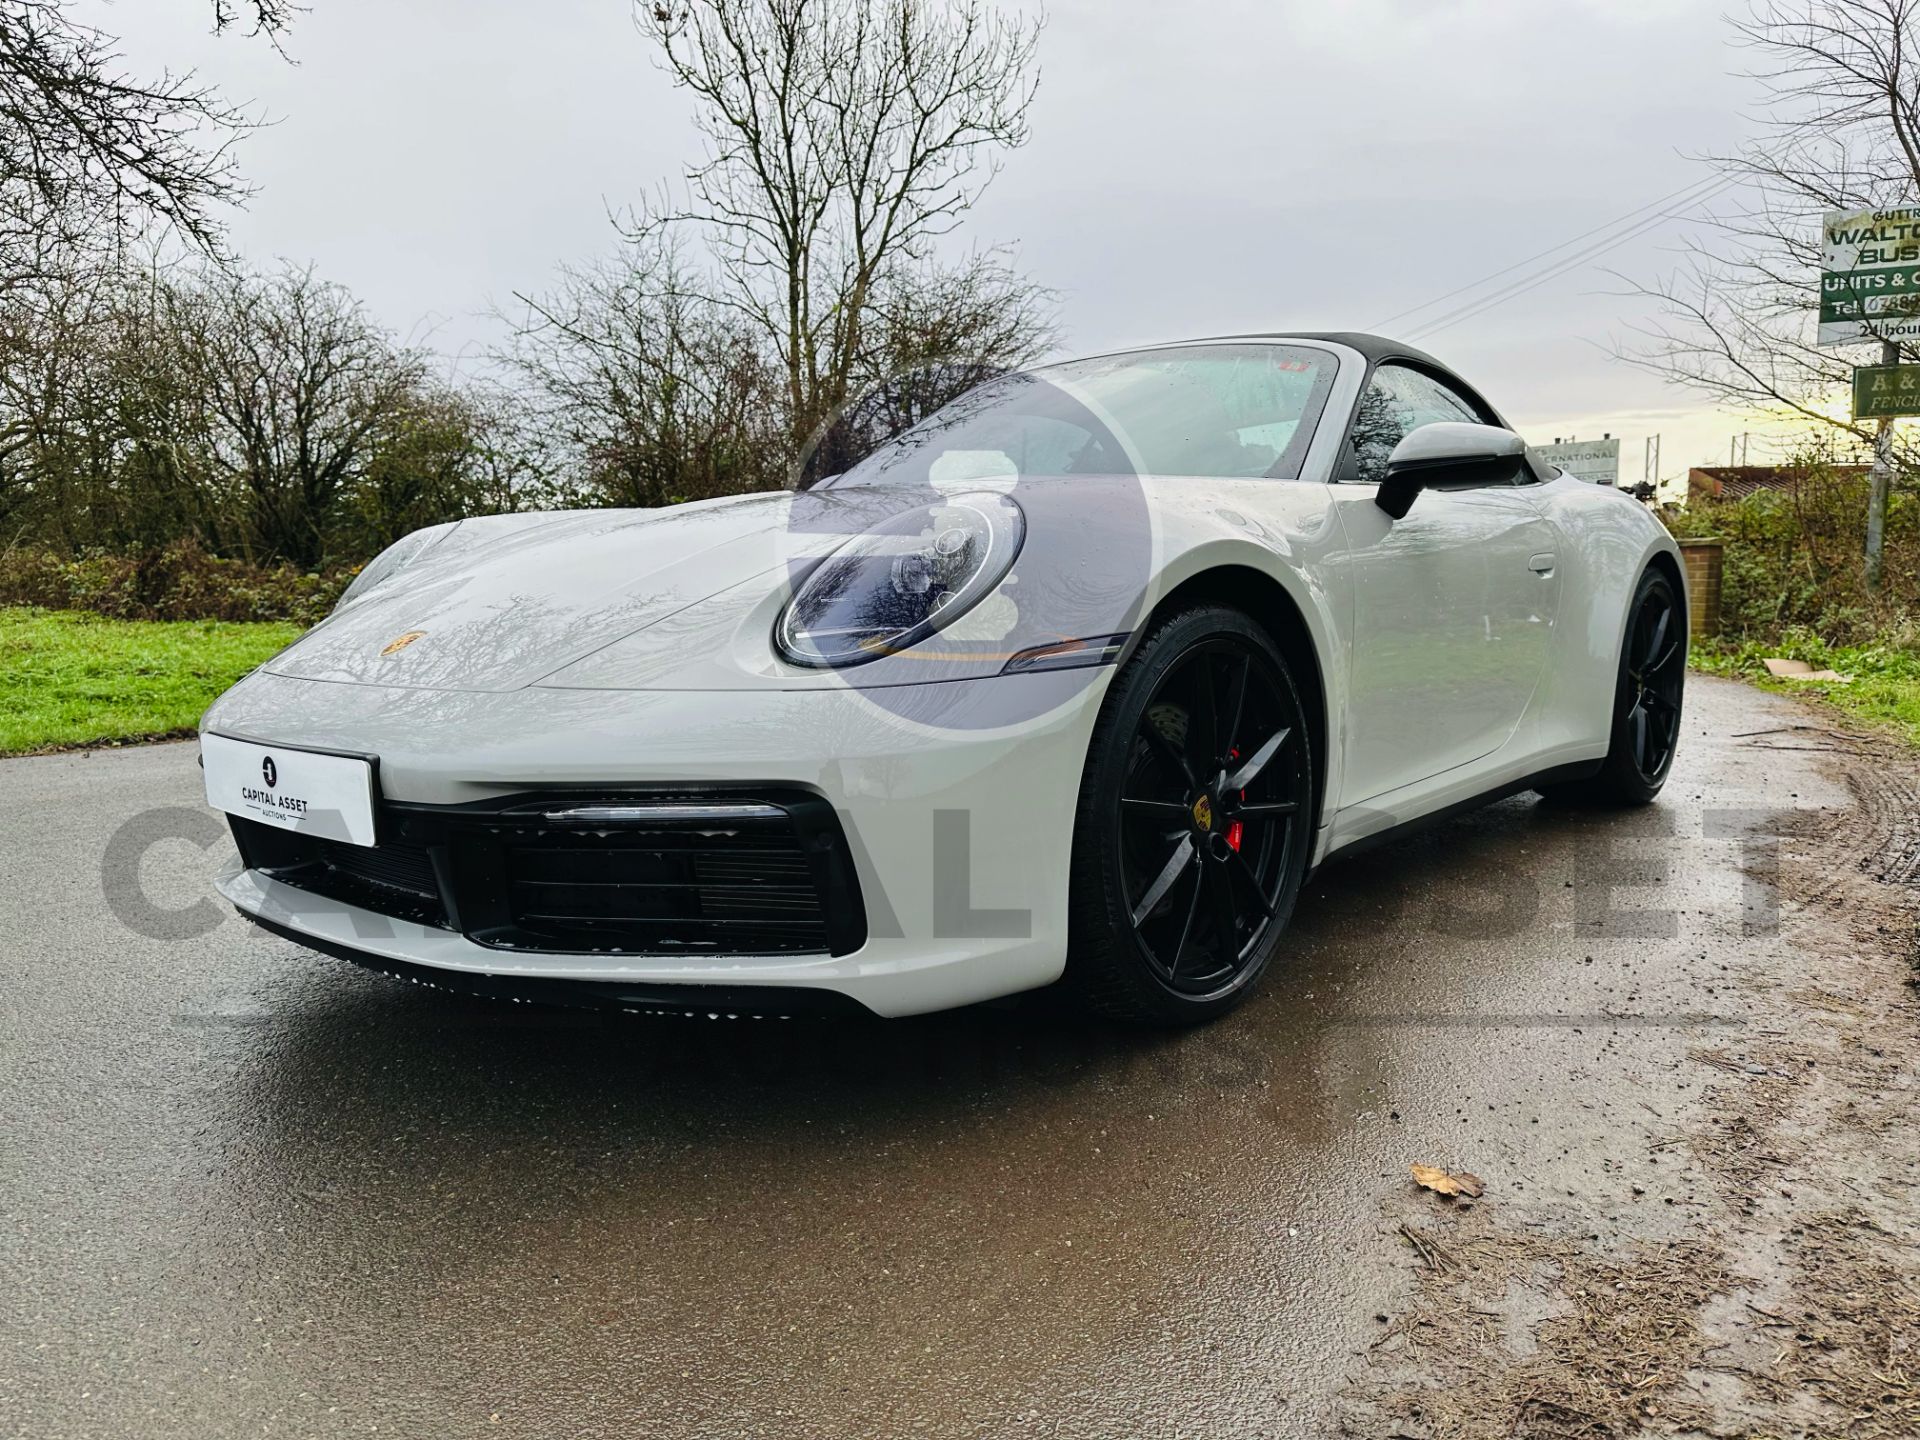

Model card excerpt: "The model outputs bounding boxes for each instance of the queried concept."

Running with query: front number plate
[201,733,378,848]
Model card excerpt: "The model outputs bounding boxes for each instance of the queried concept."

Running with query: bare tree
[502,231,788,506]
[635,0,1043,451]
[1,254,532,567]
[211,2,303,37]
[0,0,306,286]
[1622,0,1920,588]
[457,383,573,515]
[0,251,113,542]
[802,246,1054,479]
[341,381,498,554]
[180,263,429,566]
[0,254,231,553]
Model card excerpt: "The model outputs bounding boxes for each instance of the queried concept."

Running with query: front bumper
[204,666,1113,1017]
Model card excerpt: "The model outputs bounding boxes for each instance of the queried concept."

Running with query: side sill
[1315,760,1604,869]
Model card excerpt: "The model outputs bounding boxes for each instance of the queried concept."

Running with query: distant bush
[1663,463,1918,646]
[0,540,351,626]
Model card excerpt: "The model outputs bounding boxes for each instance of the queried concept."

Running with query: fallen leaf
[1410,1163,1485,1199]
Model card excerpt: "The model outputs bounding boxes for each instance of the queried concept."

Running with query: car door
[1326,362,1561,807]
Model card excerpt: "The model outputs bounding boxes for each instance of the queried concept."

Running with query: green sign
[1822,264,1920,326]
[1821,206,1920,345]
[1852,363,1920,418]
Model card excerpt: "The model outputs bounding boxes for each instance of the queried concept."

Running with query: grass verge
[0,606,299,756]
[1693,630,1920,747]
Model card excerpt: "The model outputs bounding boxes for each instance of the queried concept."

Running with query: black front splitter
[237,909,877,1019]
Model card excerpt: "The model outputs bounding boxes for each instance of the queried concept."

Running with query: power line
[1371,172,1734,338]
[1401,173,1742,344]
[1404,174,1742,342]
[1373,171,1729,331]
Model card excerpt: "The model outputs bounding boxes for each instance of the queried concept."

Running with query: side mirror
[1374,422,1528,519]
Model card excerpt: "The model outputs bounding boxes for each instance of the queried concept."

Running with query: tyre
[1065,605,1314,1026]
[1540,565,1686,808]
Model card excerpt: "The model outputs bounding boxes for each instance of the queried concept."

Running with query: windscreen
[828,343,1338,487]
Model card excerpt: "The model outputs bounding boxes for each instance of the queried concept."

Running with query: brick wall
[1675,538,1723,638]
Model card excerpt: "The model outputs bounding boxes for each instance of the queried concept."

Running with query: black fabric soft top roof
[1211,330,1453,372]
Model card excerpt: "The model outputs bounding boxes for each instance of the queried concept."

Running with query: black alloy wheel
[1067,606,1313,1025]
[1622,576,1685,782]
[1540,566,1687,807]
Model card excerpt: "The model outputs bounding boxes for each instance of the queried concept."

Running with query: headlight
[776,491,1024,668]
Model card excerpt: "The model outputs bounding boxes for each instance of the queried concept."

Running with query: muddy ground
[1347,688,1920,1439]
[1,674,1915,1438]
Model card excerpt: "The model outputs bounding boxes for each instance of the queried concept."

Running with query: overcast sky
[85,0,1778,488]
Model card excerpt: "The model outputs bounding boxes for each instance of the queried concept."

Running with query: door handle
[1527,552,1557,575]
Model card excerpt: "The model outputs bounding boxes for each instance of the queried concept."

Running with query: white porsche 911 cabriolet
[200,332,1685,1025]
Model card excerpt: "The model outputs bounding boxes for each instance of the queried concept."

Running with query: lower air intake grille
[489,818,832,955]
[228,791,864,958]
[230,818,446,927]
[309,833,438,897]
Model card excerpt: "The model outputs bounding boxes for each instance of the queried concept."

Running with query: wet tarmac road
[0,678,1836,1438]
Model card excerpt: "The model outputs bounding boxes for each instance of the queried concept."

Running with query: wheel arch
[1133,565,1332,839]
[1603,543,1687,680]
[1644,546,1684,613]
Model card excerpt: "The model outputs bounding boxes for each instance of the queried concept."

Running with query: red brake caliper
[1225,748,1244,852]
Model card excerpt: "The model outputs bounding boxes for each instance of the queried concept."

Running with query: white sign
[202,733,378,848]
[1820,205,1920,346]
[1538,438,1620,486]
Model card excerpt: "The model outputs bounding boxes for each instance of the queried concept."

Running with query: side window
[1346,364,1488,485]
